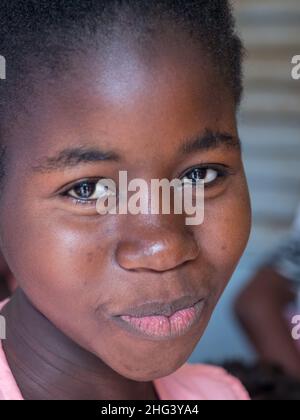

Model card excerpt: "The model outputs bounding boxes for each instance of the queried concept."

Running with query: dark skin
[0,31,251,400]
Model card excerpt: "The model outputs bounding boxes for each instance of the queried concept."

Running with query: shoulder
[0,299,23,400]
[0,340,23,400]
[153,363,250,401]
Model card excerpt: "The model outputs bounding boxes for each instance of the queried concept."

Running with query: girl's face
[0,34,251,381]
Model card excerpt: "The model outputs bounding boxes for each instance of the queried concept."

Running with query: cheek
[1,210,120,347]
[198,180,251,293]
[1,205,111,303]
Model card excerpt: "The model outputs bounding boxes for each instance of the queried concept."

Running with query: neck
[2,289,159,400]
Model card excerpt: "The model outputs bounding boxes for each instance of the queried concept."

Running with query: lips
[115,295,203,318]
[113,295,205,340]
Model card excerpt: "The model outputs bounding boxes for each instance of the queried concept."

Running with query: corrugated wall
[191,0,300,363]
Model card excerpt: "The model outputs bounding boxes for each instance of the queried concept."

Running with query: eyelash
[60,177,104,206]
[60,164,231,206]
[181,164,230,187]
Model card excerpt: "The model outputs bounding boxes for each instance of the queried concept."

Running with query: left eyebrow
[32,146,121,173]
[180,129,241,155]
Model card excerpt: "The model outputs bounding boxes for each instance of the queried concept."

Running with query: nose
[115,218,199,272]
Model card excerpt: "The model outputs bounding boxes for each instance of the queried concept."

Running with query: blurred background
[190,0,300,365]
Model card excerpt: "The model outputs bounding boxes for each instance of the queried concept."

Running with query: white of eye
[182,168,218,185]
[69,179,116,201]
[92,179,117,200]
[202,169,218,184]
[90,181,110,200]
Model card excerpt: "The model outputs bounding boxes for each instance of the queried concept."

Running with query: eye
[181,166,227,186]
[63,179,111,203]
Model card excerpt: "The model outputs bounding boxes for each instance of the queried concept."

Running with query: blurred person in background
[223,361,300,400]
[235,205,300,380]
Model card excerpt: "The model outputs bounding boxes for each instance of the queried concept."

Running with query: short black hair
[0,0,244,186]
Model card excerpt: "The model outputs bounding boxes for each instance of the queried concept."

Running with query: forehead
[6,33,236,166]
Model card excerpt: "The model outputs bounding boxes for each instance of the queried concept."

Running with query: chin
[112,350,192,382]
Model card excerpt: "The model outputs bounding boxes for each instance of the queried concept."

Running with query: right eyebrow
[32,146,121,173]
[180,129,241,155]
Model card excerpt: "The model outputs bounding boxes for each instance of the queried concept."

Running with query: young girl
[0,0,251,400]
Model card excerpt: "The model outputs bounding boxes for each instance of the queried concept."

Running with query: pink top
[0,301,249,400]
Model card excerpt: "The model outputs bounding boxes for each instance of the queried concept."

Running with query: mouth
[112,295,206,341]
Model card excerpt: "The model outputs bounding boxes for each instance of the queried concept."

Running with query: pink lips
[119,300,204,339]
